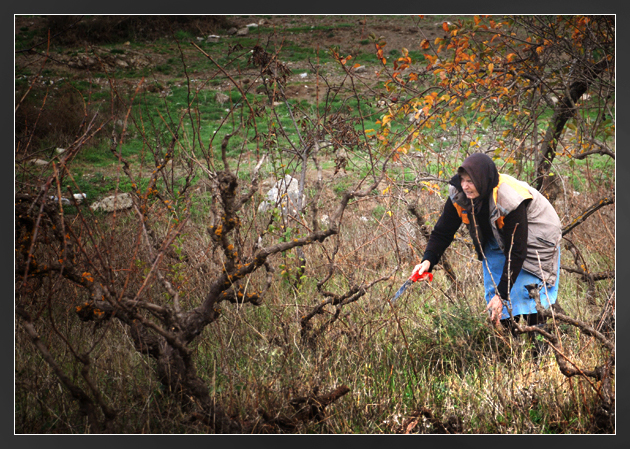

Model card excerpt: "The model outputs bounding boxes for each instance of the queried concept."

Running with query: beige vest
[450,174,562,286]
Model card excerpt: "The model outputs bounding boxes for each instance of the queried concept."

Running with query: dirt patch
[227,15,451,54]
[16,15,460,103]
[226,15,463,104]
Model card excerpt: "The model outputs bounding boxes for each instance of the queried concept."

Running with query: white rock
[50,196,69,205]
[216,92,230,104]
[258,175,305,217]
[49,193,86,205]
[407,110,425,124]
[90,193,133,212]
[434,21,453,28]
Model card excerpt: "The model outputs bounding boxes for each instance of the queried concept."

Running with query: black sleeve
[496,199,531,299]
[421,197,462,271]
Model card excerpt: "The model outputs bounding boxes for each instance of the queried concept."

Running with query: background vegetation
[15,15,614,434]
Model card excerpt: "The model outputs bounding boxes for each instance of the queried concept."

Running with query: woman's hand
[412,260,431,278]
[486,294,504,326]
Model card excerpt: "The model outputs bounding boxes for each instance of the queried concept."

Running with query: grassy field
[15,15,615,434]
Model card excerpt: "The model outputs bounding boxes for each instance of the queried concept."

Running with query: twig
[562,195,614,236]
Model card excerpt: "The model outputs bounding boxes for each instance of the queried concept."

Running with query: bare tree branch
[562,195,614,236]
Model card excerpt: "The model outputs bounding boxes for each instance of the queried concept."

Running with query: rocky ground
[224,15,458,101]
[16,15,462,102]
[226,15,451,55]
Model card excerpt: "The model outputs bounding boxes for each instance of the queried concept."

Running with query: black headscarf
[454,152,499,213]
[450,153,500,253]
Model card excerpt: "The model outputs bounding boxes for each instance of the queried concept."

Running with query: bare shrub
[15,15,614,434]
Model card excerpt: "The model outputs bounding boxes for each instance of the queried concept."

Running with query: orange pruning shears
[390,270,433,303]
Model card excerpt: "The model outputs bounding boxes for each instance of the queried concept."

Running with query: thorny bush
[15,15,614,434]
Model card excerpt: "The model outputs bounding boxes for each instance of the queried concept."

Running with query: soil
[15,14,454,205]
[222,15,454,102]
[228,15,449,56]
[15,15,459,104]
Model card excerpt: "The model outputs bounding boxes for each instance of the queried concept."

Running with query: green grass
[14,15,615,435]
[14,175,614,433]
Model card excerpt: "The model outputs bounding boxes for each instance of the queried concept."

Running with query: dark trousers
[500,313,548,358]
[500,313,543,334]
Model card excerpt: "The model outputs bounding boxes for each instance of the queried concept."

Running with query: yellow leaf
[488,63,494,74]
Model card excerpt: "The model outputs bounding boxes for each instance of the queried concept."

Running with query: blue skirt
[482,235,560,320]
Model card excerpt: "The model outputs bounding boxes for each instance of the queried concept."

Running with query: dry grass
[15,162,614,433]
[14,14,614,434]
